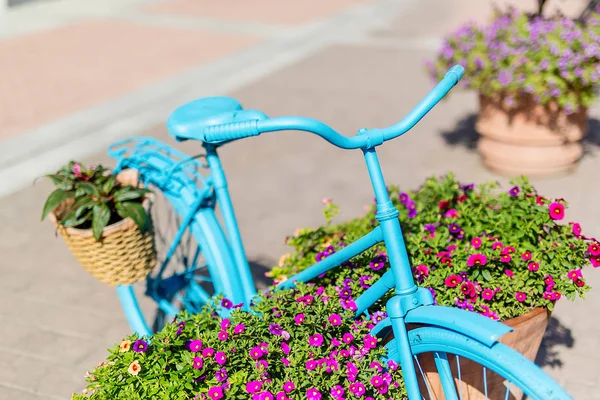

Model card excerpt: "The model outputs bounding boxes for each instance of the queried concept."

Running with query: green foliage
[427,6,600,113]
[41,161,150,241]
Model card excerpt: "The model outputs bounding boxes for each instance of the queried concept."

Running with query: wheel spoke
[414,355,435,399]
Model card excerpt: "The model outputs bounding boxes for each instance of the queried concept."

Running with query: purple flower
[215,351,227,365]
[398,192,410,205]
[221,298,233,309]
[215,368,227,382]
[132,340,148,353]
[498,69,513,86]
[269,324,283,336]
[509,186,520,196]
[369,254,387,271]
[359,275,372,289]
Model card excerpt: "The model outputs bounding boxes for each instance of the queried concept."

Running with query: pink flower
[500,254,512,263]
[294,314,305,325]
[549,202,565,220]
[215,351,227,365]
[281,342,290,355]
[283,382,295,393]
[246,381,262,394]
[589,243,600,256]
[328,314,342,326]
[471,237,482,249]
[460,281,476,297]
[363,335,378,349]
[521,251,532,261]
[467,254,487,267]
[575,278,586,287]
[567,269,583,281]
[72,163,82,176]
[349,382,366,396]
[444,208,459,218]
[234,324,245,334]
[218,331,228,341]
[308,334,324,347]
[306,388,321,400]
[444,274,462,288]
[207,386,224,400]
[492,241,503,250]
[528,262,539,272]
[502,246,516,254]
[481,288,495,301]
[505,269,514,278]
[342,333,354,343]
[572,222,582,236]
[515,292,527,302]
[591,255,600,268]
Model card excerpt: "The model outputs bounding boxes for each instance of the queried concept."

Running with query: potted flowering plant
[427,3,600,176]
[41,161,156,286]
[270,174,597,365]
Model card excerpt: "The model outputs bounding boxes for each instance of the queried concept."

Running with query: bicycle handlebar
[199,64,464,148]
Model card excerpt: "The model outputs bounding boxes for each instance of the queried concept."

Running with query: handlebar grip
[203,120,260,143]
[443,64,465,86]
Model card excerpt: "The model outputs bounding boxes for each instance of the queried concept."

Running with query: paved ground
[0,0,599,398]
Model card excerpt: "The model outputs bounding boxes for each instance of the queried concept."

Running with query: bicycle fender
[405,305,513,347]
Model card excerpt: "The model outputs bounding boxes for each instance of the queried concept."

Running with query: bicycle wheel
[384,326,571,400]
[110,138,245,336]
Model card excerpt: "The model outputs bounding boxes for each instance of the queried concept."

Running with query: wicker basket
[48,169,156,286]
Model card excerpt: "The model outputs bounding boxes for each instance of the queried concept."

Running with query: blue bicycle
[108,65,572,399]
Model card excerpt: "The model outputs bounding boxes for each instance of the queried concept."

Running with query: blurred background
[0,0,599,398]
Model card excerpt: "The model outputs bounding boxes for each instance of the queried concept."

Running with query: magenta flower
[467,254,487,267]
[256,360,268,370]
[188,339,203,353]
[509,186,520,196]
[218,331,228,341]
[528,262,539,272]
[567,269,583,281]
[549,202,565,220]
[246,381,263,394]
[521,251,532,261]
[192,356,203,370]
[132,339,148,353]
[275,392,289,400]
[515,292,527,302]
[460,281,476,297]
[415,264,429,277]
[589,243,600,256]
[505,269,514,278]
[207,386,223,400]
[281,342,290,355]
[215,368,227,382]
[500,254,512,263]
[215,351,227,365]
[306,388,322,400]
[342,333,354,344]
[349,382,366,396]
[294,314,305,325]
[370,375,384,387]
[220,318,231,330]
[250,346,264,360]
[491,241,503,250]
[283,382,295,393]
[444,274,462,288]
[341,298,357,311]
[329,313,342,326]
[281,357,290,367]
[471,237,482,248]
[306,360,318,371]
[269,324,283,336]
[444,208,459,218]
[572,222,582,236]
[330,385,344,397]
[482,288,495,301]
[234,324,245,334]
[257,391,274,400]
[592,256,600,268]
[308,334,324,347]
[363,334,378,349]
[398,192,409,204]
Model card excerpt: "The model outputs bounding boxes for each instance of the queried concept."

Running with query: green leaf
[481,269,492,281]
[41,189,75,221]
[102,175,117,194]
[61,209,92,228]
[92,203,111,241]
[116,202,147,232]
[114,188,147,202]
[79,182,100,197]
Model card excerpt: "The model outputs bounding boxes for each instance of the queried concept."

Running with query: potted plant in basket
[41,161,156,286]
[427,3,600,176]
[72,174,597,399]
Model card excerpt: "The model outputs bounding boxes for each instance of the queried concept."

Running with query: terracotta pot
[412,307,551,399]
[475,93,588,177]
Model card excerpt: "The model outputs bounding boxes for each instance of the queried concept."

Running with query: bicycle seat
[167,96,245,142]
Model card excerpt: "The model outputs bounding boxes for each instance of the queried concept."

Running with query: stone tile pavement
[0,0,599,398]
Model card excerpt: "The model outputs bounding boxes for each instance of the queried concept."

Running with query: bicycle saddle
[167,96,267,142]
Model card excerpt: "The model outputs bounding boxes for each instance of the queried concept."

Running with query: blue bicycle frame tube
[354,270,394,316]
[279,227,384,290]
[204,144,257,304]
[363,148,416,294]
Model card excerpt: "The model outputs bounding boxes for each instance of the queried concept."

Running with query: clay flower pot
[413,307,550,399]
[475,93,588,177]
